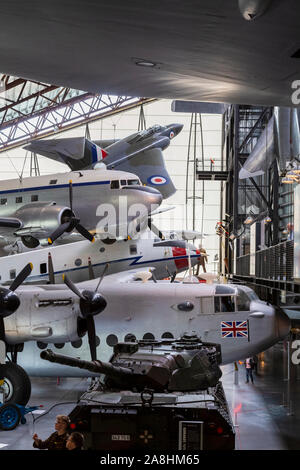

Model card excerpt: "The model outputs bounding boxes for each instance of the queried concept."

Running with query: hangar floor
[0,341,299,451]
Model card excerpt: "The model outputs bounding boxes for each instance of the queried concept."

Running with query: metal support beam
[0,75,156,152]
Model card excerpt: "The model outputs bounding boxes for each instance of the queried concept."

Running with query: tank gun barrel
[40,349,133,377]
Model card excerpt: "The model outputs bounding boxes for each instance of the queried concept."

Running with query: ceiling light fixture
[132,58,160,68]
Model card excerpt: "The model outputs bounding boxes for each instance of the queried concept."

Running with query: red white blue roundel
[148,175,168,185]
[169,131,175,139]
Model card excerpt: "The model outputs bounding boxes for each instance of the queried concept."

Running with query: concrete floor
[0,340,299,451]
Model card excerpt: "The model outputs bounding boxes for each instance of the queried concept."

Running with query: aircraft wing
[100,267,157,284]
[0,1,297,107]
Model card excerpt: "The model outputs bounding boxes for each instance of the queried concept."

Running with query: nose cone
[139,185,163,207]
[276,307,291,340]
[0,289,20,318]
[167,123,183,138]
[188,246,201,268]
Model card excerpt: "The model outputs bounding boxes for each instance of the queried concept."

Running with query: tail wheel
[1,363,31,406]
[0,404,21,430]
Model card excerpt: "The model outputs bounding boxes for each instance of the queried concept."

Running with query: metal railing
[236,241,294,281]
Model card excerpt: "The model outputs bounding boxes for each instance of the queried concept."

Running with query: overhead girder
[0,74,155,153]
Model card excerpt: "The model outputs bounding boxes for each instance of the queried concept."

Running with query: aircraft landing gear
[1,363,31,406]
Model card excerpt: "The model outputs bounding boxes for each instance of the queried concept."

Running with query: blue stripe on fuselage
[26,253,200,281]
[0,180,110,195]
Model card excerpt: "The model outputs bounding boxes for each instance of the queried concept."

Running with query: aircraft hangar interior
[0,0,299,456]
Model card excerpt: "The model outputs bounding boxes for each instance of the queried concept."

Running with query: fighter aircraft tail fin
[106,147,176,199]
[23,137,108,171]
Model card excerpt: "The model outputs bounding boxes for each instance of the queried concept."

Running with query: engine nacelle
[4,289,85,344]
[14,202,73,247]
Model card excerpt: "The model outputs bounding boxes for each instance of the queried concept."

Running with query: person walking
[245,357,254,384]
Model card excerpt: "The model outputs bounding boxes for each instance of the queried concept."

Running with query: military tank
[41,334,235,450]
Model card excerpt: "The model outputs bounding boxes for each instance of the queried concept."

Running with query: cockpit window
[111,180,120,189]
[236,288,258,311]
[127,179,140,186]
[236,289,250,311]
[248,290,259,301]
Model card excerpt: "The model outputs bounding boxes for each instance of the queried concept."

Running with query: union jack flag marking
[221,321,248,338]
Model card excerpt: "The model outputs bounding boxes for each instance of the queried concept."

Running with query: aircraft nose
[130,185,163,206]
[169,123,183,136]
[275,307,291,339]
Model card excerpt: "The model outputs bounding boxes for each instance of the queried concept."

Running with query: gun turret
[41,334,222,392]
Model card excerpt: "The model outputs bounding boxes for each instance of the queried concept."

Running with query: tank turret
[41,334,222,392]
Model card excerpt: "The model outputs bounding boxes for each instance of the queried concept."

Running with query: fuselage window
[220,296,235,312]
[214,296,235,313]
[127,179,140,186]
[130,245,137,255]
[31,195,38,202]
[214,297,221,313]
[120,179,127,186]
[111,180,120,189]
[16,197,22,203]
[0,198,7,205]
[49,179,57,185]
[40,263,47,274]
[9,269,16,280]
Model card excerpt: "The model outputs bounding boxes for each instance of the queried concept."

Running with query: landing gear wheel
[2,363,31,406]
[0,404,21,430]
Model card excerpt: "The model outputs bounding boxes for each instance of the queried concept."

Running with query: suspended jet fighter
[0,168,162,249]
[24,123,183,199]
[0,263,290,406]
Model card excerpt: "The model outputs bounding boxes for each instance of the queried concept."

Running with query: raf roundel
[169,131,175,139]
[148,175,168,185]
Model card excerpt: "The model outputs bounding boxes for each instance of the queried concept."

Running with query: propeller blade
[0,317,5,340]
[10,263,33,292]
[69,180,73,213]
[75,223,95,242]
[151,270,158,283]
[95,263,109,292]
[48,221,71,245]
[165,265,172,278]
[86,316,97,361]
[48,252,55,284]
[63,274,85,300]
[148,219,165,240]
[88,257,95,280]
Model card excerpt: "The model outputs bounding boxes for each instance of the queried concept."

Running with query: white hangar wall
[0,99,222,272]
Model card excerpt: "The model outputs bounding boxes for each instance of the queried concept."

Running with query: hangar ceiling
[0,75,154,152]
